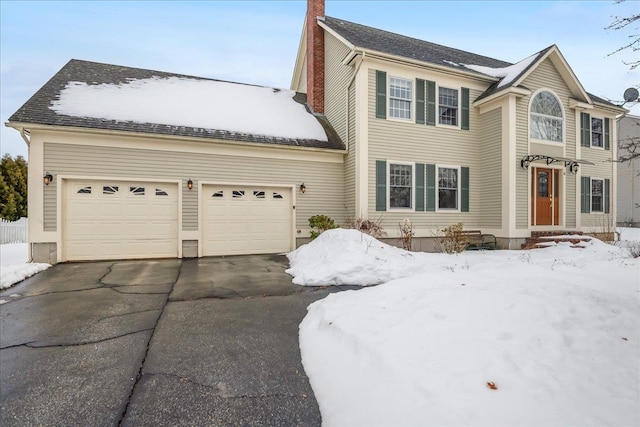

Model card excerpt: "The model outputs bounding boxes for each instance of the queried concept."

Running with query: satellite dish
[623,87,639,102]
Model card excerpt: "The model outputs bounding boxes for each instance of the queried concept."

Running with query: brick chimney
[306,0,325,114]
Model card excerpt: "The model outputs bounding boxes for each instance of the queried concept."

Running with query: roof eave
[5,121,347,154]
[473,86,532,108]
[354,47,501,83]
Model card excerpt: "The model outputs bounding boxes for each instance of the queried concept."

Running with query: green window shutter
[580,112,590,147]
[416,79,425,125]
[604,178,610,213]
[376,160,387,211]
[604,118,610,150]
[580,176,590,213]
[461,88,470,130]
[415,163,425,211]
[426,81,436,126]
[426,164,436,211]
[375,70,387,119]
[461,167,469,212]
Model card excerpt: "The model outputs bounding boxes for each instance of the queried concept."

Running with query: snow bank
[50,77,328,141]
[1,243,50,289]
[295,229,640,426]
[286,228,452,286]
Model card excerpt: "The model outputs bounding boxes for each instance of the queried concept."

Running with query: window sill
[436,123,461,130]
[529,138,564,146]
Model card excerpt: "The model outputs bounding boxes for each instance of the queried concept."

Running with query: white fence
[0,217,28,244]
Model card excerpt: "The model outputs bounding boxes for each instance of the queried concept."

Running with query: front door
[532,168,560,226]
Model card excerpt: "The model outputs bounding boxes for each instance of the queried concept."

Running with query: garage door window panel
[103,186,119,195]
[130,186,145,196]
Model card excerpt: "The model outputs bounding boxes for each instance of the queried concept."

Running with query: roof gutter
[4,122,348,155]
[5,122,32,147]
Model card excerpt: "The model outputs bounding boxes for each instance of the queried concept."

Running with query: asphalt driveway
[0,255,348,426]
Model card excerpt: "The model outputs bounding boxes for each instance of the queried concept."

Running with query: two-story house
[6,0,625,264]
[292,0,625,250]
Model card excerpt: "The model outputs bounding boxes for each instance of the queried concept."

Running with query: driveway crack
[0,329,154,350]
[117,260,183,426]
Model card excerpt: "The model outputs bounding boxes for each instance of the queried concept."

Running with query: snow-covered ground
[0,243,50,290]
[290,229,640,427]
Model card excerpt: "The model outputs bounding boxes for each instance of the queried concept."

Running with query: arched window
[530,91,563,142]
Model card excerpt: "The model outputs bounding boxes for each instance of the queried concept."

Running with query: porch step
[522,231,592,250]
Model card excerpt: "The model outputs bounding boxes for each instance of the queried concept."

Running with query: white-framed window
[591,178,604,213]
[530,90,563,142]
[437,166,460,210]
[438,87,458,126]
[591,117,604,148]
[388,162,413,209]
[389,77,412,120]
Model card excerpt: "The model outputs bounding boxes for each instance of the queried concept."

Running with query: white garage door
[202,185,292,256]
[63,180,178,261]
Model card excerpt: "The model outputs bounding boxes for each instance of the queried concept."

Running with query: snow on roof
[463,52,539,89]
[49,77,328,141]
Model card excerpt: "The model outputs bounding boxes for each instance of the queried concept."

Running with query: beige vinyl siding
[617,116,640,224]
[478,107,502,228]
[324,32,353,143]
[367,69,485,230]
[579,123,616,226]
[43,142,345,231]
[344,84,356,217]
[516,58,578,228]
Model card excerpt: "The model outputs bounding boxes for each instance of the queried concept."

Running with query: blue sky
[1,0,638,158]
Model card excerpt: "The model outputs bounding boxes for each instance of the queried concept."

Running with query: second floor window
[439,87,458,126]
[530,91,563,142]
[389,77,412,120]
[591,117,603,148]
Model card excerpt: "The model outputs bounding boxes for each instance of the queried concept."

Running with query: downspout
[345,51,364,150]
[18,127,32,261]
[19,127,31,146]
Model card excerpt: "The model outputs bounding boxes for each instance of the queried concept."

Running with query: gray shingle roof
[322,16,512,72]
[8,59,345,151]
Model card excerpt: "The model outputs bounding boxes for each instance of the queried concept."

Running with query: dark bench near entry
[463,230,497,250]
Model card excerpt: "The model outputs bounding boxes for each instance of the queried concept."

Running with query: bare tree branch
[605,1,640,69]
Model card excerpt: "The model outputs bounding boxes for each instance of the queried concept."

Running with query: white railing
[0,217,28,244]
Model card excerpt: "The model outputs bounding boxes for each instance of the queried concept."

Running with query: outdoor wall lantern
[43,172,53,186]
[187,179,193,190]
[300,183,306,194]
[569,163,579,174]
